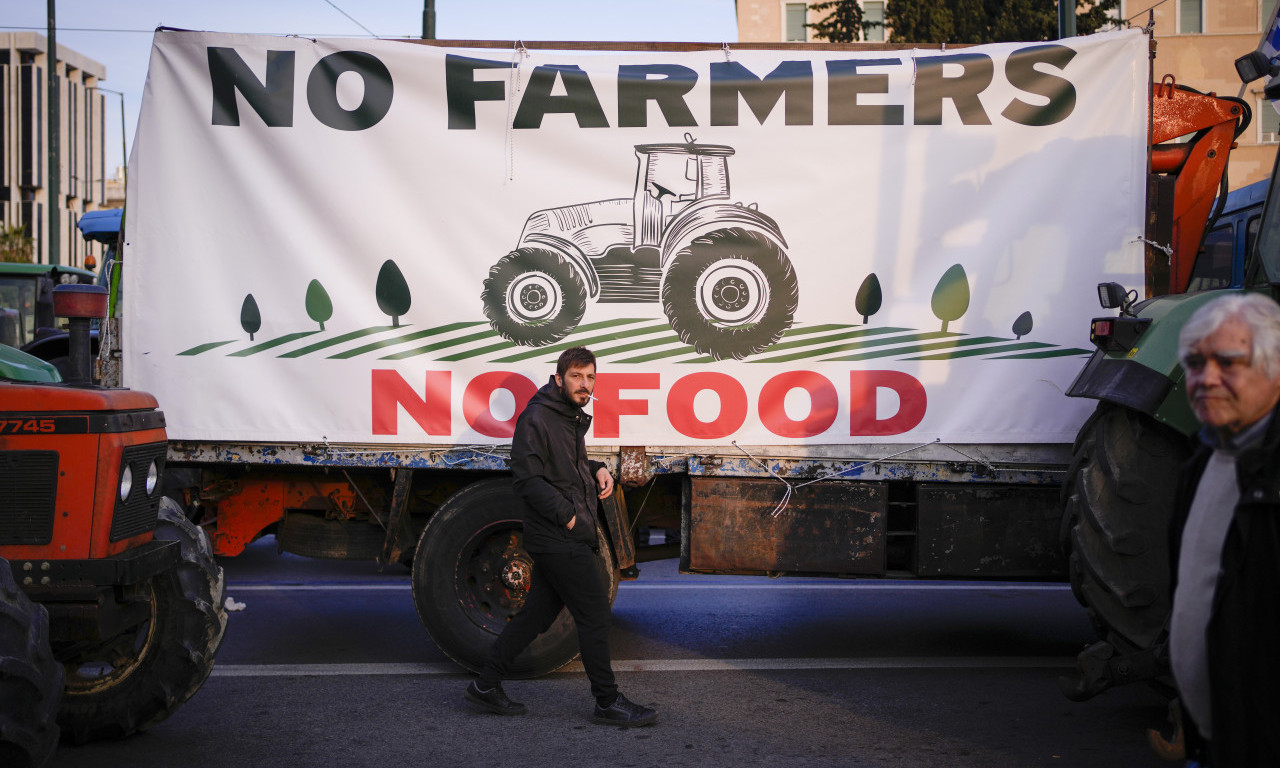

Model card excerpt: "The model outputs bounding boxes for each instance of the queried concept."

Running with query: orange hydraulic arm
[1148,77,1248,296]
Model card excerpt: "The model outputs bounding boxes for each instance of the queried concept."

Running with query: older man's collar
[1199,412,1274,453]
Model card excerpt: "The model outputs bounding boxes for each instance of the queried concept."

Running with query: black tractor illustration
[480,135,797,360]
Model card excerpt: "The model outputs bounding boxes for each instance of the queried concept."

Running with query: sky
[5,0,740,174]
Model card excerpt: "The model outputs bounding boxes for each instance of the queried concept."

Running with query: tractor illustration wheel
[481,247,587,347]
[661,227,798,360]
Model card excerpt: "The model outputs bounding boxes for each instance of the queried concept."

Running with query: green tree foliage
[808,0,866,43]
[376,259,412,328]
[0,225,34,263]
[931,263,970,332]
[808,0,1120,45]
[240,294,262,340]
[1012,310,1033,339]
[855,273,883,323]
[305,279,333,331]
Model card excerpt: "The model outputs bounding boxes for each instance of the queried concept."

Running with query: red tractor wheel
[0,558,63,768]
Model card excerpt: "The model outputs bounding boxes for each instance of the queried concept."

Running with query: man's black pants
[478,543,617,705]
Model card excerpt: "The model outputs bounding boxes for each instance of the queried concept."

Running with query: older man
[1170,292,1280,767]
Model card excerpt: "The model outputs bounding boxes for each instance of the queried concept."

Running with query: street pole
[47,0,60,265]
[89,87,127,194]
[1059,0,1077,39]
[423,0,436,39]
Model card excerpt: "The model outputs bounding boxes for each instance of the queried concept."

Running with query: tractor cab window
[645,153,699,202]
[1187,224,1234,291]
[0,276,39,347]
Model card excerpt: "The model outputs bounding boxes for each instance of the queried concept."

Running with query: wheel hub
[518,284,548,312]
[507,271,563,323]
[711,276,749,312]
[502,557,531,591]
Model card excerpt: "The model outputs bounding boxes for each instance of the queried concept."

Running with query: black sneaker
[463,680,527,715]
[591,693,657,727]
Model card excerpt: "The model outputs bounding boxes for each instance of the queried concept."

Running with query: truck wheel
[0,558,62,768]
[410,478,618,678]
[57,499,228,743]
[1060,404,1191,697]
[481,247,587,347]
[661,227,798,360]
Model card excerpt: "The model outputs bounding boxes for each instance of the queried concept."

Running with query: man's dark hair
[556,346,596,378]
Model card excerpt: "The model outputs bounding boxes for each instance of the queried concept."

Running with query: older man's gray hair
[1178,293,1280,378]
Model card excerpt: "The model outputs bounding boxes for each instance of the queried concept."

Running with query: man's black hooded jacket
[511,376,606,554]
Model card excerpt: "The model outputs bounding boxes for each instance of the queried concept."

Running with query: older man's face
[1184,317,1280,435]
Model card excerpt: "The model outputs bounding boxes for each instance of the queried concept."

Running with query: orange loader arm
[1148,77,1248,297]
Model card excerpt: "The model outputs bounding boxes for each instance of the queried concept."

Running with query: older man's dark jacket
[1171,402,1280,766]
[511,376,606,554]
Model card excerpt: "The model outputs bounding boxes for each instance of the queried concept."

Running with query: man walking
[1170,293,1280,766]
[463,346,657,727]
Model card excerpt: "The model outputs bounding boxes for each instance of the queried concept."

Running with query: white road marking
[226,582,1070,592]
[210,656,1073,678]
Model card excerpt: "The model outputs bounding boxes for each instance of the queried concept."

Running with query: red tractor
[481,134,797,360]
[0,284,226,766]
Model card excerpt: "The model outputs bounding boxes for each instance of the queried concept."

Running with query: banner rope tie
[1132,236,1173,256]
[505,41,529,182]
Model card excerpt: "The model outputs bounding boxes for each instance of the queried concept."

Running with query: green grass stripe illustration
[380,328,503,360]
[734,327,914,364]
[178,340,236,356]
[747,329,944,364]
[984,347,1092,359]
[328,322,486,359]
[590,332,689,360]
[821,334,1005,362]
[494,321,675,363]
[278,325,403,358]
[228,331,320,357]
[906,341,1055,360]
[435,318,653,362]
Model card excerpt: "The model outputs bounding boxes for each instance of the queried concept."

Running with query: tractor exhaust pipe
[51,284,108,385]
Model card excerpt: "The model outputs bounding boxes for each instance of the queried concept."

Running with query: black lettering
[446,55,513,130]
[827,59,903,126]
[914,54,993,126]
[710,61,814,126]
[306,51,393,131]
[513,65,609,128]
[1001,45,1077,126]
[617,64,698,128]
[208,47,294,127]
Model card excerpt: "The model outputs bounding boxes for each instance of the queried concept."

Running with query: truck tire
[481,247,587,347]
[661,227,798,360]
[411,478,618,678]
[57,499,228,743]
[1060,403,1191,697]
[0,558,62,768]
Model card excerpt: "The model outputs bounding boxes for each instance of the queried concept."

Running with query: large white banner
[126,29,1148,447]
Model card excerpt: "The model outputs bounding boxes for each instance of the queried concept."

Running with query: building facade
[0,33,111,269]
[736,0,1279,189]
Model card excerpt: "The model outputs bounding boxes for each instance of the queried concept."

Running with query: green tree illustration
[376,259,412,327]
[854,273,882,324]
[240,294,262,340]
[931,264,970,332]
[305,279,333,331]
[1012,311,1033,340]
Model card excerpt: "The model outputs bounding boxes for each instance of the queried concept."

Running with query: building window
[1258,97,1280,143]
[1178,0,1203,33]
[864,1,885,41]
[785,2,808,42]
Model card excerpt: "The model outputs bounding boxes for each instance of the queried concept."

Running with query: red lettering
[849,371,927,436]
[666,372,748,439]
[592,372,660,438]
[759,371,838,438]
[371,370,450,435]
[463,371,537,438]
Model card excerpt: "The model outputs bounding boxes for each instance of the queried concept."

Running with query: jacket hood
[527,376,586,420]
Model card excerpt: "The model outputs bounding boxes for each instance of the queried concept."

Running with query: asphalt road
[48,537,1172,768]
